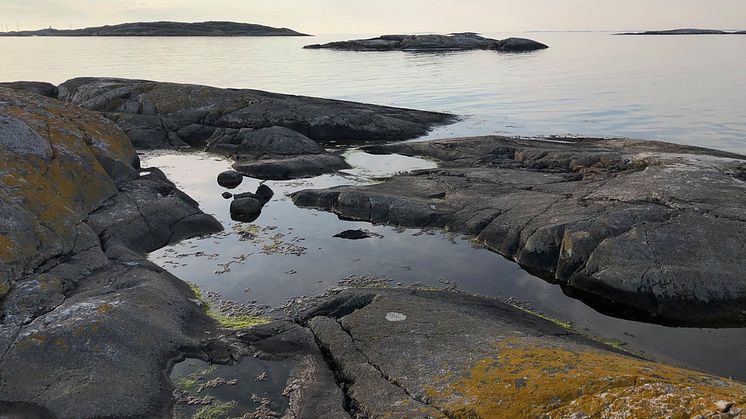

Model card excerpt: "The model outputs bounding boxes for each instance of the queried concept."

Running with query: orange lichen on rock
[426,339,746,418]
[0,87,136,279]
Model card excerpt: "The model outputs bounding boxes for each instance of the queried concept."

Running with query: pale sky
[2,0,745,34]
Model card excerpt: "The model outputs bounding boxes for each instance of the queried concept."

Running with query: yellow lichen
[96,303,114,314]
[425,340,746,418]
[188,282,271,330]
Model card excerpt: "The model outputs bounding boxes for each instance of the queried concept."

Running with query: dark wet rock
[0,88,223,417]
[217,170,244,189]
[0,21,309,37]
[222,192,233,199]
[619,28,744,35]
[333,229,381,240]
[230,196,265,218]
[0,81,59,98]
[304,33,548,52]
[298,288,746,418]
[496,37,551,52]
[255,184,275,203]
[57,77,454,149]
[234,154,351,180]
[293,136,746,326]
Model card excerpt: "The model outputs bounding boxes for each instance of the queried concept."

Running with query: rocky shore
[304,33,549,52]
[0,21,308,37]
[2,83,746,417]
[57,77,454,180]
[293,135,746,326]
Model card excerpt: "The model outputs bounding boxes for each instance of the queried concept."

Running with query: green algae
[188,283,270,330]
[193,400,238,419]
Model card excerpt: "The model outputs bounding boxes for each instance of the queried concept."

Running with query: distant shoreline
[0,21,310,37]
[618,28,746,35]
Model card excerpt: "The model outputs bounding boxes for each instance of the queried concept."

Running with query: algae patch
[193,400,238,419]
[188,283,270,330]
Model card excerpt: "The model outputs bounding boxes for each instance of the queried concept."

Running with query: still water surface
[2,32,745,379]
[1,32,745,152]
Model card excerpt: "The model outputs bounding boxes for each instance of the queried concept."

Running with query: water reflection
[144,150,746,381]
[2,32,745,153]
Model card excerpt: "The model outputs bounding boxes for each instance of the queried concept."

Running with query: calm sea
[1,32,745,153]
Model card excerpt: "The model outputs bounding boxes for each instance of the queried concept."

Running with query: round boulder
[217,170,243,189]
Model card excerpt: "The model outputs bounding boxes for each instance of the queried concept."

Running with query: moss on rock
[426,339,746,418]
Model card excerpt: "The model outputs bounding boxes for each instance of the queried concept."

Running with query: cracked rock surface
[298,288,746,418]
[292,136,746,326]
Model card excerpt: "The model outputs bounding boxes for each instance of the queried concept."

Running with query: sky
[1,0,745,34]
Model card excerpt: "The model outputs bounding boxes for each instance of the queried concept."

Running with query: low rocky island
[304,33,549,52]
[0,21,309,37]
[2,81,746,417]
[619,28,746,35]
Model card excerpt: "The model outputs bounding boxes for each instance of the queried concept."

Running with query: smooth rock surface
[304,33,549,52]
[234,154,351,180]
[292,135,746,326]
[217,170,244,189]
[58,77,454,149]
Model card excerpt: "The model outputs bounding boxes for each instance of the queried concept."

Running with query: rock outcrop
[0,88,224,416]
[57,77,453,179]
[0,21,308,37]
[293,136,746,326]
[0,81,59,98]
[297,288,746,418]
[304,33,549,52]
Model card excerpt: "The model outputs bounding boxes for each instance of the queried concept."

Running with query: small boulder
[217,170,243,189]
[221,192,233,199]
[256,184,275,203]
[230,196,264,218]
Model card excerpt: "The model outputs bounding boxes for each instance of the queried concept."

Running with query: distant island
[619,28,746,35]
[304,33,548,52]
[0,21,309,37]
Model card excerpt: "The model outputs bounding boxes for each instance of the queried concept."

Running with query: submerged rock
[333,229,381,240]
[304,33,549,52]
[293,136,746,326]
[217,170,244,189]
